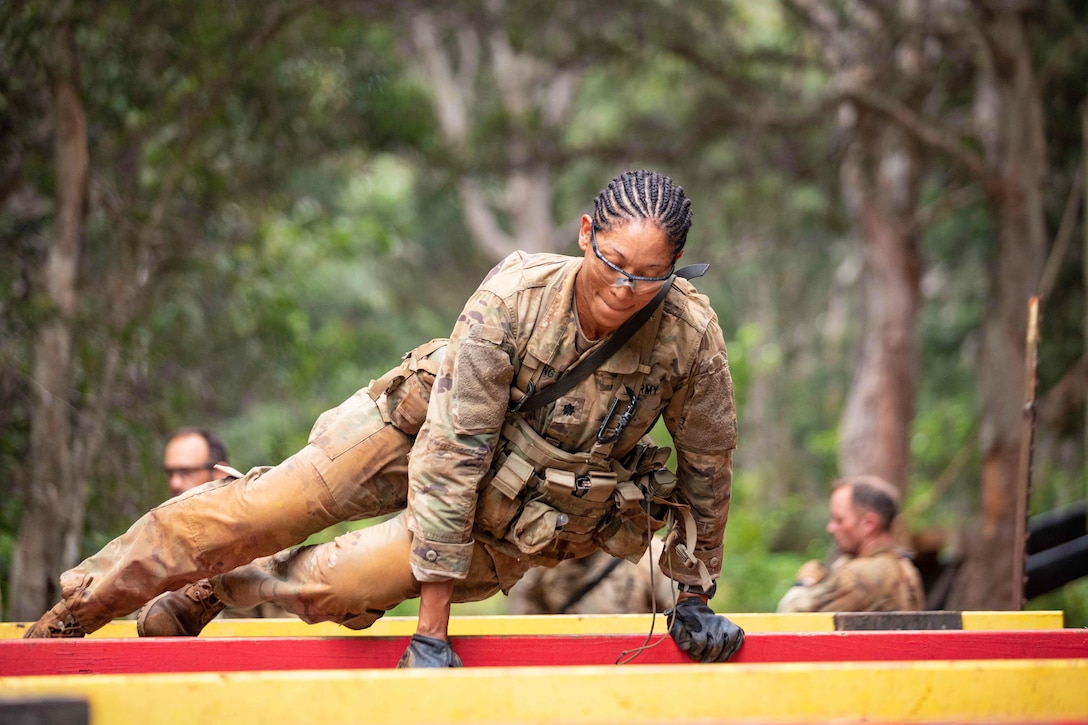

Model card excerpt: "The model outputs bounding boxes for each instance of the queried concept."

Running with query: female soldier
[25,170,743,667]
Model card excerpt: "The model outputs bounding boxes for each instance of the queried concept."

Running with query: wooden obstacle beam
[0,609,1063,639]
[3,629,1086,675]
[2,659,1087,725]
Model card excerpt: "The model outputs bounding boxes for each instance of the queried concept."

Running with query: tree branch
[1039,166,1083,300]
[840,85,998,196]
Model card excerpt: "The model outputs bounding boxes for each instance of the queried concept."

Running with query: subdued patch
[452,330,513,435]
[676,352,737,452]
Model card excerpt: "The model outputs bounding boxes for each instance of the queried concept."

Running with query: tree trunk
[948,2,1048,611]
[837,116,924,494]
[9,23,89,621]
[406,7,580,260]
[799,0,927,495]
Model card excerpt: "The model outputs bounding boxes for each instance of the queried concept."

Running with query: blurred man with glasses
[163,428,231,498]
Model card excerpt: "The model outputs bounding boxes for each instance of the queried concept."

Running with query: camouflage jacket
[404,251,737,588]
[776,541,925,613]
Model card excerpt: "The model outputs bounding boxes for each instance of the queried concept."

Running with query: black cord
[614,506,678,665]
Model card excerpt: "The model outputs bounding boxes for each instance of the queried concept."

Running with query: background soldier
[777,475,924,613]
[163,428,232,498]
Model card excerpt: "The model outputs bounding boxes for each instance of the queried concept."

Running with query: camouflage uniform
[51,251,736,633]
[776,542,925,613]
[506,538,677,615]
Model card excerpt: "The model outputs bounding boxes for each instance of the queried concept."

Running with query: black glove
[667,597,745,663]
[395,634,464,668]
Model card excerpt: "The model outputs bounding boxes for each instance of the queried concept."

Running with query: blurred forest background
[2,0,1086,624]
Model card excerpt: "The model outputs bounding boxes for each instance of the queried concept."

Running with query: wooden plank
[1,659,1086,725]
[0,609,1063,639]
[3,630,1087,676]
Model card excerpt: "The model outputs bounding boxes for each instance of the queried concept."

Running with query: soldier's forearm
[416,579,455,641]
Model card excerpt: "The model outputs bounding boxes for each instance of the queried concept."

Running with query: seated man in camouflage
[777,475,924,613]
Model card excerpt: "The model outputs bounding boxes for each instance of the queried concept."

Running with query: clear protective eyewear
[591,223,675,291]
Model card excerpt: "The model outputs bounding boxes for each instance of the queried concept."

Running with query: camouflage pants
[58,390,518,633]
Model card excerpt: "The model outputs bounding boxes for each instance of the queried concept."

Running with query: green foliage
[712,468,822,613]
[903,399,981,531]
[1028,579,1088,629]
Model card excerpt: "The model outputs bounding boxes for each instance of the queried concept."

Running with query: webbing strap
[663,503,714,591]
[367,337,447,403]
[501,414,604,473]
[511,263,708,413]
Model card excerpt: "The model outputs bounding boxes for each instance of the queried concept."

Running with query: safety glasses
[591,223,675,291]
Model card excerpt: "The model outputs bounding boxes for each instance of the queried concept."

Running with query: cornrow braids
[592,170,694,254]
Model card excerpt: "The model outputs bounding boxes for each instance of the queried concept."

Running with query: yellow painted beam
[962,610,1063,630]
[0,610,1062,639]
[2,659,1086,724]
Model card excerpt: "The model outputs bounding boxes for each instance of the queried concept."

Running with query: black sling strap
[510,263,709,413]
[558,556,625,613]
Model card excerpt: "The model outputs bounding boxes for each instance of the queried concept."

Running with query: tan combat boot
[22,600,87,638]
[136,579,226,636]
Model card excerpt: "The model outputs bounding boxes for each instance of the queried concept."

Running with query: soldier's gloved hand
[667,597,745,663]
[395,634,464,668]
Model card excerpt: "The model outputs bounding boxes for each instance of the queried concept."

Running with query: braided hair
[591,170,694,255]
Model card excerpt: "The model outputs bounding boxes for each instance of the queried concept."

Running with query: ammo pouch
[593,442,676,562]
[367,338,447,435]
[476,415,676,561]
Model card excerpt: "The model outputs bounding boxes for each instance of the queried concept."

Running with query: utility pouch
[501,416,599,474]
[388,378,431,435]
[538,469,616,541]
[543,469,618,504]
[596,515,654,562]
[370,339,447,435]
[594,480,669,563]
[506,499,568,554]
[475,452,535,536]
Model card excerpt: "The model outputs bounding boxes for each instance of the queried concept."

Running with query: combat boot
[22,600,87,638]
[137,579,225,636]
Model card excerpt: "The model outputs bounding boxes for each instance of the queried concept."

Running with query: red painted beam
[3,630,1087,676]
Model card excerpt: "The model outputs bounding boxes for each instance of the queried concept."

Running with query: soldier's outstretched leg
[23,389,412,638]
[137,512,529,636]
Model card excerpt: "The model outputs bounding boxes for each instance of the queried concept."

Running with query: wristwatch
[677,581,718,599]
